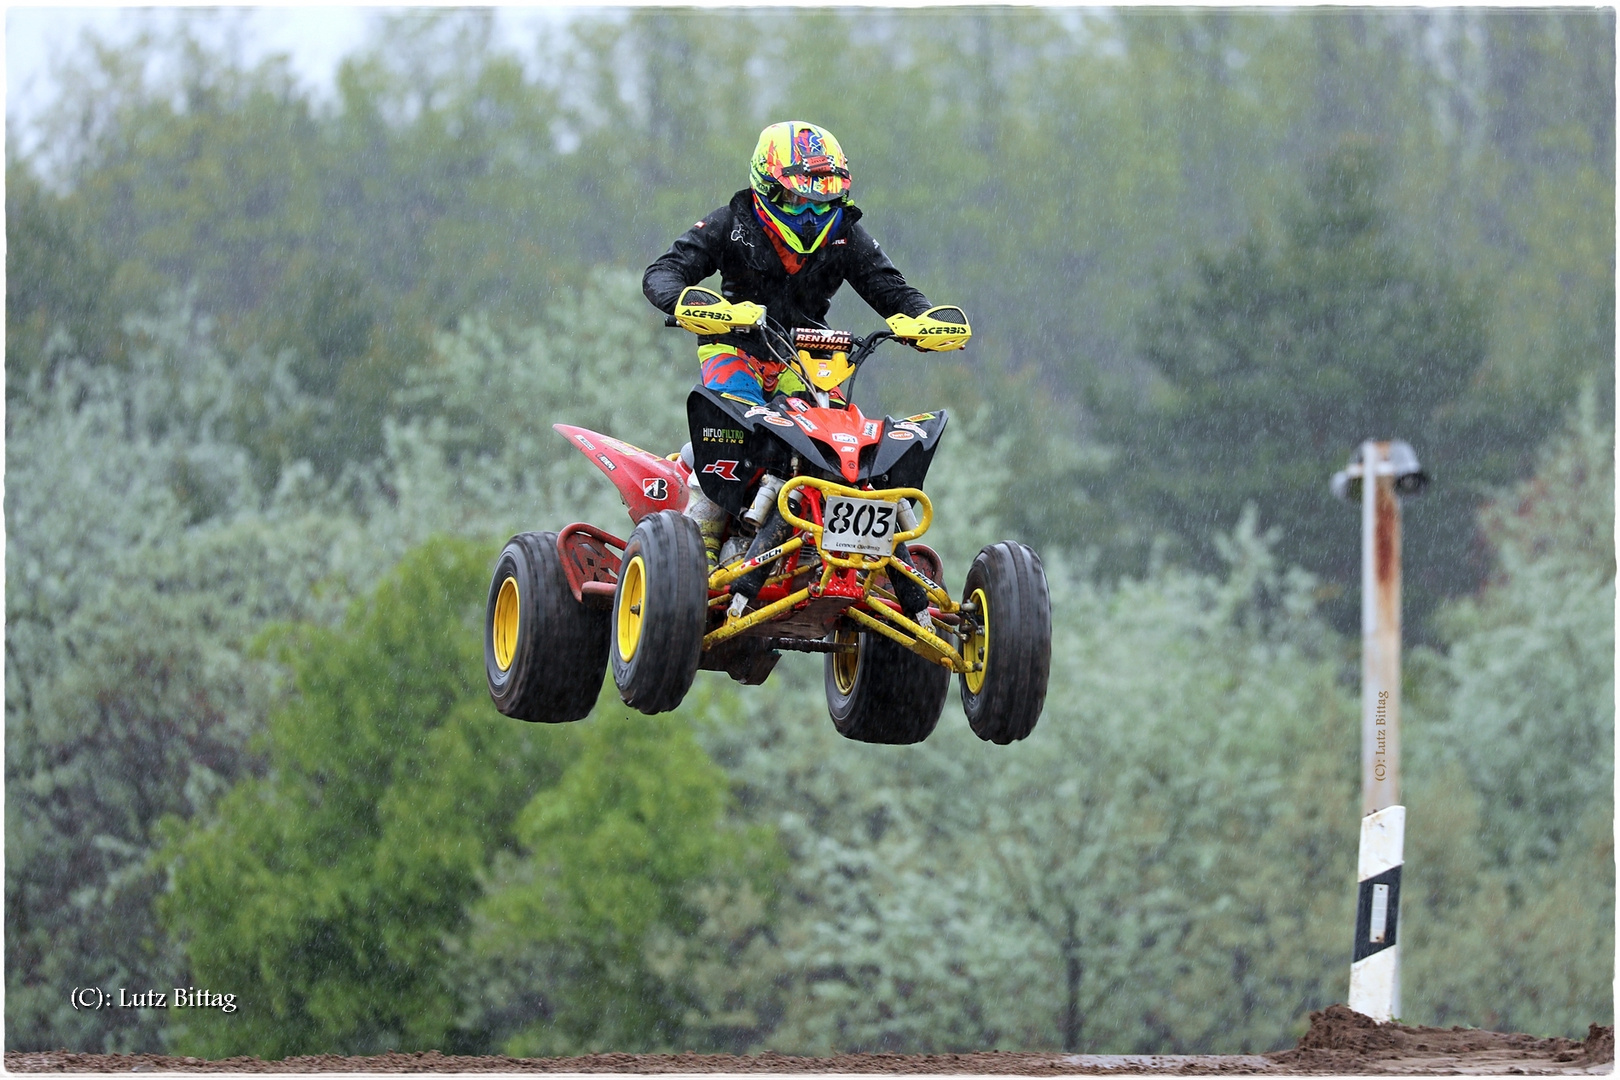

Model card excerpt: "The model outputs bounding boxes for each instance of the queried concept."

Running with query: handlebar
[663,312,891,360]
[663,311,899,402]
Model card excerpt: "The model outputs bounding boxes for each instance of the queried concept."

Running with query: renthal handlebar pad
[793,327,855,351]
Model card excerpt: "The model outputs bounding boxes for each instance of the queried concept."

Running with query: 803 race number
[821,496,899,557]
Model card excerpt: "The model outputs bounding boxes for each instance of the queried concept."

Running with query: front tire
[612,510,709,714]
[959,542,1051,744]
[823,629,949,744]
[485,532,608,723]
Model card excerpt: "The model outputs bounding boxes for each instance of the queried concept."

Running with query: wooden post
[1361,440,1402,816]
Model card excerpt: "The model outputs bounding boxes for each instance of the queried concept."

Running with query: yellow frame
[701,475,981,678]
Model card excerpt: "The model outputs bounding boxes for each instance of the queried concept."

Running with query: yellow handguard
[675,285,764,336]
[886,305,971,351]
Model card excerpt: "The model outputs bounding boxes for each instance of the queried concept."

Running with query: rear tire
[611,510,709,714]
[485,532,608,723]
[823,629,949,744]
[959,542,1051,744]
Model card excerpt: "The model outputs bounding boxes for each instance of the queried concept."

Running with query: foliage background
[6,7,1613,1057]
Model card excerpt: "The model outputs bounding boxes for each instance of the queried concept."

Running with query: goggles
[770,189,840,215]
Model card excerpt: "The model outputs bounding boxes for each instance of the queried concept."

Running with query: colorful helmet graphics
[749,122,851,255]
[750,121,852,205]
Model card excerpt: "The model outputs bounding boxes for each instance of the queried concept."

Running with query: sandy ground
[7,1006,1613,1075]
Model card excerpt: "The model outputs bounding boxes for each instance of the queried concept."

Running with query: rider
[643,120,961,565]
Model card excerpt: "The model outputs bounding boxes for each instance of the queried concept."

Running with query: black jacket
[643,189,931,352]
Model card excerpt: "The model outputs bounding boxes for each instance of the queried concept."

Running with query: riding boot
[683,481,727,570]
[892,541,933,628]
[728,508,794,613]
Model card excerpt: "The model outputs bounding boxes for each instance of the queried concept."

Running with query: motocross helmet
[749,121,851,255]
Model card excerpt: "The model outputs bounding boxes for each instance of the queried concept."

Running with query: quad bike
[484,286,1051,745]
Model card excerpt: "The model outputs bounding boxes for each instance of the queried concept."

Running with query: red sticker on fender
[702,460,741,481]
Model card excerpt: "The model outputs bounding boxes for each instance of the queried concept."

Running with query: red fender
[792,401,881,483]
[554,424,689,523]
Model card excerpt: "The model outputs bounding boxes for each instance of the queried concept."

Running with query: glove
[675,285,764,335]
[886,305,971,351]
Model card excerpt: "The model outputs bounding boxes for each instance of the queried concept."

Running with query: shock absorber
[743,474,786,529]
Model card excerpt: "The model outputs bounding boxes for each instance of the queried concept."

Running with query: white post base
[1349,946,1400,1021]
[1349,805,1405,1022]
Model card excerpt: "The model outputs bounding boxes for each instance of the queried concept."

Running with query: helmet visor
[776,160,851,203]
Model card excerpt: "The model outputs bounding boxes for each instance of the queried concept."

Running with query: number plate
[821,496,900,557]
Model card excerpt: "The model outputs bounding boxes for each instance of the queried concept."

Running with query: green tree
[4,163,125,398]
[377,269,694,549]
[159,538,567,1058]
[458,696,782,1055]
[1097,140,1492,632]
[2,270,729,1055]
[19,9,1611,555]
[1402,390,1614,1036]
[7,8,1615,1055]
[1434,389,1614,866]
[26,14,575,481]
[979,517,1357,1054]
[3,295,358,1052]
[702,509,1359,1055]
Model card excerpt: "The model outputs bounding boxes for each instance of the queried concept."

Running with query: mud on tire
[959,541,1051,744]
[611,510,709,714]
[485,531,609,723]
[823,629,950,744]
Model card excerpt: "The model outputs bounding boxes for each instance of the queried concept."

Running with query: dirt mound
[6,1014,1612,1074]
[1580,1022,1615,1065]
[2,1050,1264,1074]
[1267,1003,1608,1073]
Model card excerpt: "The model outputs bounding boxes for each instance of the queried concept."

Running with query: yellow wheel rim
[493,576,520,672]
[964,587,989,694]
[831,628,860,694]
[617,555,647,661]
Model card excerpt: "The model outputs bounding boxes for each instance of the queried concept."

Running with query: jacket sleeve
[643,208,728,314]
[843,223,931,319]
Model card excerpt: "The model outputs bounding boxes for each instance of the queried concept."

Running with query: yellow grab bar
[778,476,933,548]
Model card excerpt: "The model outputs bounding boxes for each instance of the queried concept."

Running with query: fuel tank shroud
[686,386,948,517]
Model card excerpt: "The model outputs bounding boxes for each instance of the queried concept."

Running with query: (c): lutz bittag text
[71,987,237,1012]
